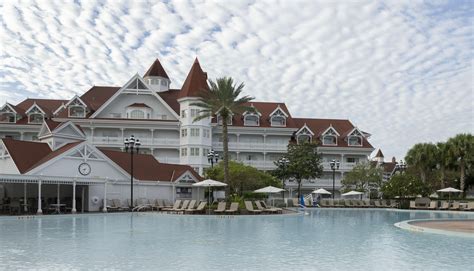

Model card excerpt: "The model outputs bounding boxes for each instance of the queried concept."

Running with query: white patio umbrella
[342,190,364,199]
[254,186,285,206]
[311,188,332,195]
[437,187,462,201]
[193,179,227,214]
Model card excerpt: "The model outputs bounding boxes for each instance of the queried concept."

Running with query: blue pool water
[0,209,473,271]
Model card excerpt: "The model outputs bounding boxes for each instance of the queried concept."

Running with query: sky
[0,0,473,161]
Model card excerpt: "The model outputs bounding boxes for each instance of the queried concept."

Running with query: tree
[272,142,323,199]
[205,161,280,194]
[341,162,383,197]
[405,143,438,183]
[191,77,254,184]
[381,172,429,199]
[435,142,451,189]
[447,133,474,196]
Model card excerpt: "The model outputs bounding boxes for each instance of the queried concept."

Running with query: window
[181,110,187,118]
[69,106,85,117]
[161,80,168,86]
[297,134,311,143]
[190,148,200,156]
[323,135,337,145]
[203,129,210,138]
[217,115,232,125]
[130,109,145,119]
[244,114,259,126]
[181,148,188,156]
[271,115,286,127]
[190,109,200,118]
[346,157,359,163]
[190,128,200,137]
[29,113,44,124]
[203,148,209,157]
[176,187,192,198]
[348,136,362,146]
[0,113,15,123]
[181,129,188,137]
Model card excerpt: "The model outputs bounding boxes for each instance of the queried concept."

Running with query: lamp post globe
[207,149,219,168]
[330,159,340,200]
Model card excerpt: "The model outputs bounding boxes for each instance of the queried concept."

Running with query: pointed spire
[144,58,169,79]
[179,58,209,98]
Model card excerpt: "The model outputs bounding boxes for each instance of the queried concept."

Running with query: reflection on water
[0,210,473,270]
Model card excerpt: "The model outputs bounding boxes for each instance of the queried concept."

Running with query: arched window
[69,106,85,117]
[323,135,337,145]
[271,115,286,126]
[244,114,259,126]
[130,109,145,119]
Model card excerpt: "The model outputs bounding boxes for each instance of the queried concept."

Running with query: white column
[23,182,28,212]
[37,180,42,215]
[90,128,94,143]
[341,153,345,168]
[102,181,107,213]
[121,128,124,141]
[20,132,24,141]
[150,129,154,145]
[71,180,77,214]
[236,134,240,149]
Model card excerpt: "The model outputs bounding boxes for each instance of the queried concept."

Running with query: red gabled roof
[99,148,202,182]
[44,119,62,131]
[375,149,384,158]
[370,161,397,174]
[294,118,373,148]
[26,141,83,172]
[157,89,181,114]
[178,58,209,99]
[211,101,297,128]
[81,86,121,112]
[16,99,67,118]
[144,59,169,79]
[2,138,52,173]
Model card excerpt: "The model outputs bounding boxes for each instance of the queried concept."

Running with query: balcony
[321,162,357,171]
[213,142,287,152]
[239,160,277,170]
[88,136,179,148]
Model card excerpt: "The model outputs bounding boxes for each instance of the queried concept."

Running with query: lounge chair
[343,200,351,207]
[185,201,207,214]
[162,200,181,212]
[225,202,239,214]
[255,201,278,214]
[320,199,328,207]
[163,199,173,209]
[381,200,391,208]
[171,200,190,213]
[388,200,398,208]
[261,201,282,213]
[462,202,474,211]
[449,201,460,210]
[334,200,343,207]
[244,201,262,214]
[213,202,227,214]
[113,199,128,211]
[292,198,300,207]
[355,200,365,207]
[106,199,119,212]
[439,201,449,210]
[362,200,371,207]
[151,199,164,211]
[409,201,416,209]
[327,199,334,207]
[304,198,312,207]
[177,200,196,214]
[427,201,437,210]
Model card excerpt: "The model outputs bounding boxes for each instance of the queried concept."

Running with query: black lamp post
[330,159,340,200]
[207,149,219,168]
[277,157,290,200]
[397,160,407,173]
[124,135,140,211]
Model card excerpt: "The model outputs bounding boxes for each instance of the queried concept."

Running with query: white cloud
[0,0,472,160]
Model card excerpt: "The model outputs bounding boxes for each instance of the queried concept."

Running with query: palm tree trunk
[440,166,445,189]
[222,119,230,185]
[460,159,465,197]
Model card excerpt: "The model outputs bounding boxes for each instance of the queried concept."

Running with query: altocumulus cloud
[0,0,473,159]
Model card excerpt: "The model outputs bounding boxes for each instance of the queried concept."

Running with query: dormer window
[126,103,152,119]
[347,129,363,146]
[244,114,260,126]
[26,104,45,124]
[296,124,314,144]
[69,105,85,118]
[321,126,339,146]
[0,104,17,123]
[217,115,232,126]
[269,106,288,127]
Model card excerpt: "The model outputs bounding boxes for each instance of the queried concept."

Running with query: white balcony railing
[212,142,287,151]
[321,162,357,171]
[89,136,179,147]
[157,157,180,164]
[239,160,277,169]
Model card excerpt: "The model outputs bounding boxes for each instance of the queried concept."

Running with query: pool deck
[408,220,474,233]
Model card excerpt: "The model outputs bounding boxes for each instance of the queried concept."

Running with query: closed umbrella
[193,179,227,214]
[437,187,462,202]
[254,186,285,206]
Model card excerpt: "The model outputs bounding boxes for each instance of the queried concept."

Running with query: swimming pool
[0,209,473,270]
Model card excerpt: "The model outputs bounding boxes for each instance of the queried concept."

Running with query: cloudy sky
[1,0,473,160]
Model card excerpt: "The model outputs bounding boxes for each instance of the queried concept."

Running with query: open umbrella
[311,188,332,195]
[437,187,462,202]
[342,190,364,199]
[254,186,285,206]
[193,179,227,214]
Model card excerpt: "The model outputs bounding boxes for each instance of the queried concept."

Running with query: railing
[239,160,277,169]
[322,162,357,171]
[157,157,180,164]
[89,136,179,146]
[213,142,288,151]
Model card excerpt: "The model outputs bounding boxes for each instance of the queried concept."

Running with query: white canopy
[192,179,227,187]
[254,186,285,193]
[311,188,332,195]
[437,187,462,193]
[342,191,364,196]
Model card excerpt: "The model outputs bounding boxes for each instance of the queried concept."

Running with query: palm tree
[191,77,254,184]
[436,142,450,189]
[405,143,438,183]
[447,133,474,196]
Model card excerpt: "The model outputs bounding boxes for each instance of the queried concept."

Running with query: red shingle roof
[99,149,202,182]
[44,119,62,131]
[16,99,67,118]
[2,138,52,173]
[80,86,121,112]
[375,149,384,158]
[178,58,209,99]
[144,59,169,79]
[26,141,83,172]
[294,118,373,148]
[157,89,181,114]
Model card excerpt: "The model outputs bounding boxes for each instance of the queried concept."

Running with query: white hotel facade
[0,58,375,207]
